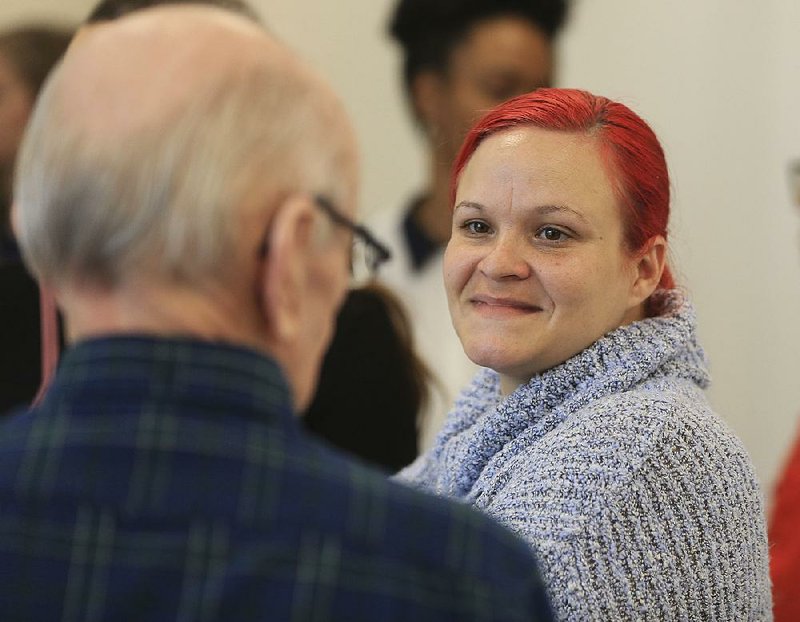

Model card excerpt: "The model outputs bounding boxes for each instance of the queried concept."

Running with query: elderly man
[0,6,552,620]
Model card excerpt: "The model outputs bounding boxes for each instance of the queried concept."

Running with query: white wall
[3,0,799,495]
[0,0,88,26]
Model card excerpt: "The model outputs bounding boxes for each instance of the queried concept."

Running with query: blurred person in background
[304,283,430,471]
[768,159,800,621]
[0,24,71,411]
[770,431,800,620]
[371,0,571,450]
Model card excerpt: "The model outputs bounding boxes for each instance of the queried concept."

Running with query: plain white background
[3,0,800,498]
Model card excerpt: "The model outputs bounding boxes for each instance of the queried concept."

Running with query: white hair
[14,43,355,288]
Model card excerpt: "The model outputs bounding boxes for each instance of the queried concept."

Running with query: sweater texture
[399,289,772,621]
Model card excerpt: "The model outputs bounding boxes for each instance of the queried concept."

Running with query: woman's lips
[469,294,542,315]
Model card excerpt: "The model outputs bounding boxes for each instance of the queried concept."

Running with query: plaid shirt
[0,336,552,621]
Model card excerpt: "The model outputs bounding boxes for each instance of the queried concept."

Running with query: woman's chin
[465,346,533,378]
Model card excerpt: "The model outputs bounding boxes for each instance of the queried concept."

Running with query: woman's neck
[500,374,527,397]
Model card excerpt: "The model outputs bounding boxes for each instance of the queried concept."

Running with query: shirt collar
[40,335,296,423]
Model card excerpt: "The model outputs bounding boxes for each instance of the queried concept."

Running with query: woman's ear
[629,235,667,305]
[257,194,316,344]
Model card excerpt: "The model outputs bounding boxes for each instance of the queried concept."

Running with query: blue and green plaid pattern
[0,336,552,621]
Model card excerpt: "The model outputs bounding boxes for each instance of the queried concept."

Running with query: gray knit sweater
[399,290,772,621]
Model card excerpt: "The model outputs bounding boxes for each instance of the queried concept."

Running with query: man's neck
[60,280,267,351]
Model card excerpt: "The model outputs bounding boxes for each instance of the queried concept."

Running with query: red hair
[451,88,674,292]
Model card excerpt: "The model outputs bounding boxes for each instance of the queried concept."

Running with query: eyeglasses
[314,195,391,285]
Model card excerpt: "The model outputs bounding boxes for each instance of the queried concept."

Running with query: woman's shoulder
[568,376,749,470]
[487,378,756,510]
[483,386,770,622]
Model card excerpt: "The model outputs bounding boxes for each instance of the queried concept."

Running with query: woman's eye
[463,220,491,235]
[537,226,568,242]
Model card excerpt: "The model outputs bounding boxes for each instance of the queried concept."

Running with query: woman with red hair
[398,88,772,619]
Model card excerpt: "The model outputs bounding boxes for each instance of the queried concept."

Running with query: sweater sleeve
[479,393,772,621]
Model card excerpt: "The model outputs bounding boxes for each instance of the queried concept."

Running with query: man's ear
[410,70,445,132]
[629,235,667,306]
[258,194,316,343]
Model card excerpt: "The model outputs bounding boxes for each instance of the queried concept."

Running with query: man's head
[13,6,359,409]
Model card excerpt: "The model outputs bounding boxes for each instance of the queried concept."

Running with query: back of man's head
[13,6,356,291]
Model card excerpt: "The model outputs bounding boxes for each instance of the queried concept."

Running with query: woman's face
[444,126,650,393]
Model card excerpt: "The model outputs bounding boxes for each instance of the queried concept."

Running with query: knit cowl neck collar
[426,288,710,499]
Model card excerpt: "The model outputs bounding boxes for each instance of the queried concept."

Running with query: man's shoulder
[0,407,552,621]
[487,380,758,524]
[0,402,536,575]
[290,438,541,569]
[285,447,552,618]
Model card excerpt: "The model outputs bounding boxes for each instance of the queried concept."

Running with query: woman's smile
[468,294,542,317]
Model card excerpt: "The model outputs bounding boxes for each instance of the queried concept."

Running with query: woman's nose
[477,234,531,280]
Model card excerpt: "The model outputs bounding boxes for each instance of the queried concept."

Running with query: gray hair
[14,42,355,288]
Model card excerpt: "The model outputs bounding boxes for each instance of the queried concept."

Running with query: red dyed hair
[451,87,675,292]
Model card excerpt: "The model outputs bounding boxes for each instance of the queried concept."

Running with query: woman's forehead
[459,127,607,192]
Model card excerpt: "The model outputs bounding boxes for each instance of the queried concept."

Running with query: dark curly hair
[389,0,570,91]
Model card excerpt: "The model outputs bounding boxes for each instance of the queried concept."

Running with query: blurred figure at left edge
[0,24,71,411]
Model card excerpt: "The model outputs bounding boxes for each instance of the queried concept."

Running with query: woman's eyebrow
[535,204,590,224]
[454,200,485,212]
[454,200,589,224]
